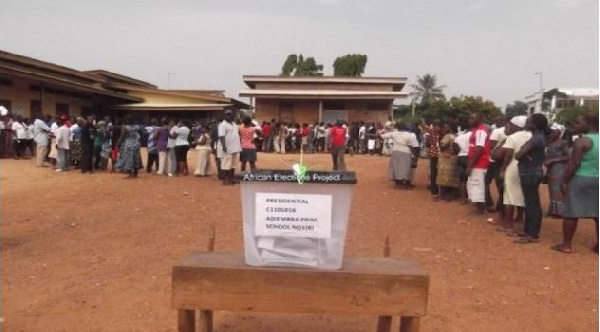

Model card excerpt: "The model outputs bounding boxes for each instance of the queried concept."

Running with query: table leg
[178,309,195,332]
[399,316,420,332]
[376,315,392,332]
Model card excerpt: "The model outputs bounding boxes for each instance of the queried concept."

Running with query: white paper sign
[255,193,332,238]
[367,139,375,150]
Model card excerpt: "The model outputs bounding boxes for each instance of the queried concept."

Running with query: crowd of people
[1,109,597,252]
[418,112,598,253]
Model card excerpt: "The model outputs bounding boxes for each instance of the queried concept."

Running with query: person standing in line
[278,122,288,154]
[194,125,212,176]
[115,117,143,179]
[380,122,419,189]
[436,123,459,201]
[239,116,262,172]
[55,119,71,172]
[145,118,159,174]
[217,110,242,185]
[358,121,367,154]
[453,129,472,204]
[329,120,348,171]
[261,121,272,152]
[155,118,170,175]
[299,123,310,153]
[421,119,441,196]
[11,115,27,159]
[211,119,223,180]
[93,120,107,170]
[70,117,83,167]
[173,119,191,176]
[552,113,598,253]
[316,122,326,153]
[513,114,548,243]
[495,116,528,233]
[544,123,569,218]
[466,113,491,215]
[24,118,35,157]
[109,118,122,173]
[167,119,178,177]
[485,116,508,215]
[33,113,51,167]
[79,116,95,173]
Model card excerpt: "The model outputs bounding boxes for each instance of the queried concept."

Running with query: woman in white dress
[379,122,420,189]
[496,116,529,232]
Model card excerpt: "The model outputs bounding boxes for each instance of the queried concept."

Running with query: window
[31,100,41,114]
[0,77,12,87]
[56,103,69,116]
[323,102,345,110]
[367,102,388,111]
[584,100,599,108]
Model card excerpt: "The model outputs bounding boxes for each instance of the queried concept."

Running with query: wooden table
[172,252,429,332]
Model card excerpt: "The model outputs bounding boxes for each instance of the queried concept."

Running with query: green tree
[279,54,323,76]
[505,100,529,118]
[280,55,298,76]
[447,95,502,125]
[410,74,446,105]
[332,54,368,76]
[555,105,599,127]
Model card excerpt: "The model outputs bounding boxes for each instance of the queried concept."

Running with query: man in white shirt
[33,114,51,166]
[486,116,508,215]
[11,115,28,159]
[218,110,242,185]
[55,119,71,172]
[454,130,472,204]
[167,120,178,176]
[358,121,366,154]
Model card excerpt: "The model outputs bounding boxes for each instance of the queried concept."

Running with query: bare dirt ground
[1,151,598,331]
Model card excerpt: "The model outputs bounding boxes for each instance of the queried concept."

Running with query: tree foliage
[281,55,298,76]
[414,95,501,126]
[505,100,529,118]
[332,54,368,77]
[555,104,599,127]
[410,74,446,104]
[279,54,323,76]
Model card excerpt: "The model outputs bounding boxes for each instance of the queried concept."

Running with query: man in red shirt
[261,121,272,152]
[329,120,348,171]
[467,112,491,214]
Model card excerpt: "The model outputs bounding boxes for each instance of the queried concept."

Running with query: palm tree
[410,74,446,104]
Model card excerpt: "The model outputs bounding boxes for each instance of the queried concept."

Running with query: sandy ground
[1,150,598,332]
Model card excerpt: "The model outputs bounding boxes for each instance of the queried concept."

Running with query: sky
[1,0,598,108]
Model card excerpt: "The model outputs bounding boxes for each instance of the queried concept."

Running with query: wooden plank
[172,252,429,316]
[177,309,195,332]
[376,236,393,331]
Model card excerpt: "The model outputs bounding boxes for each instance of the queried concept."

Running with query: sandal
[506,231,525,237]
[550,244,572,254]
[514,237,540,244]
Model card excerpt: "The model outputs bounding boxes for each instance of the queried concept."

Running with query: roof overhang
[111,103,232,111]
[1,64,142,103]
[243,75,408,91]
[239,89,408,100]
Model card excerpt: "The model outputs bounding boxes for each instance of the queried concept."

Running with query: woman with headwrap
[544,123,569,218]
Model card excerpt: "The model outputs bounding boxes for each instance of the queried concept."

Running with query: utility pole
[534,72,543,114]
[167,72,177,90]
